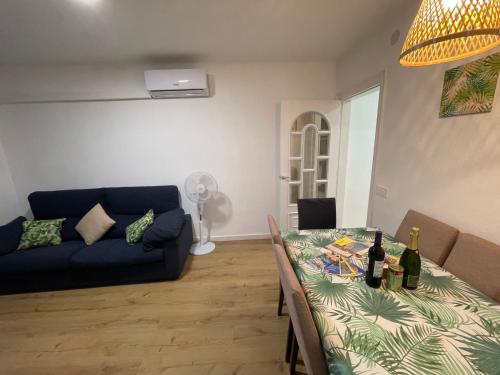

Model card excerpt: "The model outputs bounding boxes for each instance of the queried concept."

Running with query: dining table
[281,227,500,375]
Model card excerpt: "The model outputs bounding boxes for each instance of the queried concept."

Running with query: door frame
[279,100,341,229]
[337,71,386,227]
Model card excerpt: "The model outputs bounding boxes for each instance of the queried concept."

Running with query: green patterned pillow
[17,218,66,250]
[126,209,154,244]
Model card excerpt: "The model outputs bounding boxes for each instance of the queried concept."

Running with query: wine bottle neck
[408,234,418,251]
[407,227,419,251]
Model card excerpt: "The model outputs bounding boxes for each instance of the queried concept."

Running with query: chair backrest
[267,214,284,247]
[297,198,336,230]
[395,209,459,266]
[272,244,329,375]
[443,233,500,302]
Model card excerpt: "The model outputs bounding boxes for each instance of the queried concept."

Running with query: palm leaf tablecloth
[282,228,500,375]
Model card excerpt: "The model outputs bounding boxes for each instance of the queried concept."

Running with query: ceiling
[0,0,412,65]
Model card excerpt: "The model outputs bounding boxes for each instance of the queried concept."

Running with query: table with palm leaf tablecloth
[282,228,500,375]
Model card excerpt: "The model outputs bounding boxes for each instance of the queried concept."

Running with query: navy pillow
[0,216,26,256]
[142,208,185,252]
[104,214,142,239]
[61,217,82,242]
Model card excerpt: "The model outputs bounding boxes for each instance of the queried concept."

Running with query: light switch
[375,185,388,199]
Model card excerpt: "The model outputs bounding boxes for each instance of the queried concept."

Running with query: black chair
[297,198,336,230]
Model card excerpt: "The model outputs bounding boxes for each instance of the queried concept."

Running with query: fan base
[190,241,216,255]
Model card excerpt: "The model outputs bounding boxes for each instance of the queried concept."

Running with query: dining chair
[297,198,336,230]
[267,215,285,316]
[395,209,459,266]
[272,243,329,375]
[443,233,500,302]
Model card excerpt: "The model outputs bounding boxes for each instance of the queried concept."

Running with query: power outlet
[375,185,388,199]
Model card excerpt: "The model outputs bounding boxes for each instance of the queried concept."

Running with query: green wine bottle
[399,227,421,290]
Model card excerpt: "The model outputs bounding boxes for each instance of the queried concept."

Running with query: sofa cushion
[104,186,179,215]
[142,209,186,252]
[126,209,154,244]
[75,204,116,245]
[62,214,143,241]
[104,214,142,239]
[0,217,26,256]
[61,217,82,242]
[70,239,164,268]
[0,241,85,275]
[29,188,105,220]
[443,233,500,302]
[17,218,66,250]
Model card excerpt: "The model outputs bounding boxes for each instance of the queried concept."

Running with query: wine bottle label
[373,261,384,278]
[407,275,419,288]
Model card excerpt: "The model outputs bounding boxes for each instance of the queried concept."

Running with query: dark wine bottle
[366,230,385,288]
[399,227,421,290]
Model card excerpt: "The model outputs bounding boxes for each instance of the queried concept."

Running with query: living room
[0,1,499,374]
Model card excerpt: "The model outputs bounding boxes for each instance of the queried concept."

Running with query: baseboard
[194,233,270,242]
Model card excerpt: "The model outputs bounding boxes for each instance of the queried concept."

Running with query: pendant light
[400,0,500,67]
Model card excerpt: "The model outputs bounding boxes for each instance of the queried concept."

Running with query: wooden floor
[0,240,290,375]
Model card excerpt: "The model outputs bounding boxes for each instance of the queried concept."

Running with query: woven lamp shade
[400,0,500,67]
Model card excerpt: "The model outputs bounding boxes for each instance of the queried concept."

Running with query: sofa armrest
[0,216,26,256]
[160,214,193,280]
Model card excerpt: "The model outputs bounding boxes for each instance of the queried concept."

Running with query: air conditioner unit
[144,69,209,99]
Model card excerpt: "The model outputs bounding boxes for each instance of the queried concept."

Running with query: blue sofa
[0,185,193,295]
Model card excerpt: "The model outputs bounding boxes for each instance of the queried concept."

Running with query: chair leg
[289,332,299,375]
[285,318,293,363]
[278,280,285,316]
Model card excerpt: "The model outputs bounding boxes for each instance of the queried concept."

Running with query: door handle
[279,175,290,180]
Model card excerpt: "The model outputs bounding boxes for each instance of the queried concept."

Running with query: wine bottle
[366,230,385,288]
[399,227,421,290]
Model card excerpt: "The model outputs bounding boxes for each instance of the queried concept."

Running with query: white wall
[0,136,21,224]
[0,61,336,239]
[339,87,380,228]
[336,2,500,244]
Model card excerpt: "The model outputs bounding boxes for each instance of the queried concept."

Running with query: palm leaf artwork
[478,52,500,83]
[442,64,466,99]
[440,53,500,118]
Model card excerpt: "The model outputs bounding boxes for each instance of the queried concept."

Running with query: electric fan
[184,172,218,255]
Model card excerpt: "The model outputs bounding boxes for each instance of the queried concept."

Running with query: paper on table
[327,237,371,257]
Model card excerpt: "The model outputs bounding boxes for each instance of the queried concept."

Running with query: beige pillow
[75,204,116,245]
